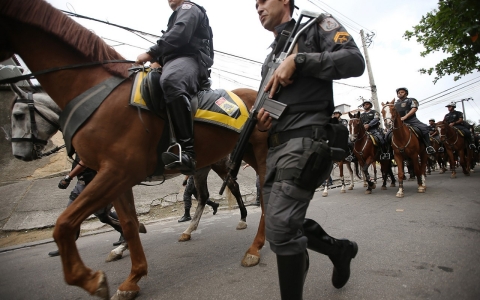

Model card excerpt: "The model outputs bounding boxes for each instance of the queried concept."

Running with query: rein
[0,60,135,85]
[439,125,459,148]
[382,104,411,153]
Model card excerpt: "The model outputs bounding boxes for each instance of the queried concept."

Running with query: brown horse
[427,137,447,174]
[436,121,472,178]
[0,1,267,299]
[381,100,427,197]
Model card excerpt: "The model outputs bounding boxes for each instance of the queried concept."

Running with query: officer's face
[334,113,341,118]
[363,103,371,110]
[447,106,454,111]
[429,120,434,125]
[397,90,407,99]
[256,0,291,33]
[168,0,184,10]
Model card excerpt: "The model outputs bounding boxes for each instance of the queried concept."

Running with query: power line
[418,76,480,103]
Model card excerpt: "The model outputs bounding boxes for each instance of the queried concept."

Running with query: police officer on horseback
[444,101,476,150]
[428,118,444,152]
[136,0,214,174]
[394,87,435,155]
[360,99,390,159]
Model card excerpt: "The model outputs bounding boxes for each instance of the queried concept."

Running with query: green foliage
[404,0,480,83]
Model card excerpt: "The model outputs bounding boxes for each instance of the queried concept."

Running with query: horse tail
[354,160,362,179]
[226,186,236,209]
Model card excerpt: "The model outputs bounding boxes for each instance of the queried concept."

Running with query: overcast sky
[44,0,480,124]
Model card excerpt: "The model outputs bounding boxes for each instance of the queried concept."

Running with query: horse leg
[322,179,329,197]
[416,153,427,193]
[363,161,375,194]
[106,243,128,262]
[179,167,210,242]
[339,162,346,193]
[395,154,404,198]
[459,149,470,176]
[389,164,396,187]
[346,162,355,190]
[446,149,457,178]
[380,160,388,190]
[111,189,147,300]
[211,161,248,230]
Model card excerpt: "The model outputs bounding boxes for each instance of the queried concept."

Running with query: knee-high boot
[162,95,196,175]
[303,218,358,289]
[206,199,219,215]
[276,250,308,300]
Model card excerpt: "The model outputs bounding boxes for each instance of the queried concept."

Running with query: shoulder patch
[319,17,339,32]
[333,32,350,44]
[181,3,192,9]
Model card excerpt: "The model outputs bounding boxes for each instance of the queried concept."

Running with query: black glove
[58,175,72,189]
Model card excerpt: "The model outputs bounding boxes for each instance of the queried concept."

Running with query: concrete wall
[0,87,69,186]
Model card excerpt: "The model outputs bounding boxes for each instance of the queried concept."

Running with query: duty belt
[268,126,326,148]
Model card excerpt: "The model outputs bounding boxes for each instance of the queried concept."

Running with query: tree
[404,0,480,83]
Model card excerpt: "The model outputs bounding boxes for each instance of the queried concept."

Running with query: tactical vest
[165,1,214,68]
[395,98,417,119]
[360,110,378,125]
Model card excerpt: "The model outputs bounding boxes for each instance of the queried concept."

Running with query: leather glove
[58,175,72,189]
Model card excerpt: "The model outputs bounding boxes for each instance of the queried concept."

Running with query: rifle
[219,10,324,195]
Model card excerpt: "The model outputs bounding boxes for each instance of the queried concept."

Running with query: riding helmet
[445,101,456,108]
[333,109,342,114]
[429,118,435,122]
[396,87,408,95]
[362,99,373,107]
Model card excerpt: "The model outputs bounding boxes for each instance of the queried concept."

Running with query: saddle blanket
[129,71,249,133]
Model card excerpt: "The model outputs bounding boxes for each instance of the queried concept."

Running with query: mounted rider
[360,99,389,159]
[394,87,435,155]
[136,0,214,175]
[428,118,444,152]
[443,102,476,150]
[333,109,354,161]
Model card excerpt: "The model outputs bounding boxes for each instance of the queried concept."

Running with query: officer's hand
[364,124,369,130]
[257,108,272,132]
[150,62,162,69]
[58,176,72,189]
[265,55,296,98]
[135,53,153,65]
[449,122,454,126]
[400,116,406,121]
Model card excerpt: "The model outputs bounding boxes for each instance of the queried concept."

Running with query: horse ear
[10,83,28,99]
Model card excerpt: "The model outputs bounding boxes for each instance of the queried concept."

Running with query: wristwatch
[294,53,306,71]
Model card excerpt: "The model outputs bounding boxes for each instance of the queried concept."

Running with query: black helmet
[445,101,456,108]
[396,87,408,95]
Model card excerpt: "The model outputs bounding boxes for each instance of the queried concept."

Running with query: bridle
[349,118,369,158]
[11,93,64,159]
[382,103,412,152]
[437,123,459,147]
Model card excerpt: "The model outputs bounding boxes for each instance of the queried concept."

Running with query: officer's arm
[403,107,418,120]
[149,5,201,59]
[300,17,365,80]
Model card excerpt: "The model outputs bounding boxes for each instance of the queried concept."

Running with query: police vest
[444,111,462,124]
[395,98,418,119]
[360,110,379,125]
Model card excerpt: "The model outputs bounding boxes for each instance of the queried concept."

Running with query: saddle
[405,125,421,138]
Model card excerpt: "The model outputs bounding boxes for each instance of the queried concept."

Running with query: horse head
[348,111,362,142]
[10,83,62,161]
[381,99,396,130]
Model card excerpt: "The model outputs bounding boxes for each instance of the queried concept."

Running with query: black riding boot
[303,218,358,289]
[206,199,219,215]
[162,95,196,175]
[468,133,476,150]
[276,251,308,300]
[423,133,435,154]
[178,209,191,222]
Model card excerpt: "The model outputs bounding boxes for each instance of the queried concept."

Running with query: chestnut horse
[381,100,427,197]
[348,112,395,194]
[0,1,266,299]
[436,121,472,178]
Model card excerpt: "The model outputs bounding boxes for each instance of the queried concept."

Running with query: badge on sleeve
[181,3,192,9]
[319,17,339,32]
[334,32,350,44]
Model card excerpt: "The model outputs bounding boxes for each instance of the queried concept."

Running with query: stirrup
[380,153,390,160]
[426,146,435,154]
[469,144,476,150]
[438,147,444,153]
[162,142,183,168]
[345,155,354,162]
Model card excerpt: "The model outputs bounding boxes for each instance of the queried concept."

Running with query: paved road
[0,170,479,300]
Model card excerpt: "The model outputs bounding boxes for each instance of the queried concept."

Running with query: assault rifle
[219,10,324,195]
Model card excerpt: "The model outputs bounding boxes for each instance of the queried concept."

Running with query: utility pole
[456,97,473,120]
[360,29,382,128]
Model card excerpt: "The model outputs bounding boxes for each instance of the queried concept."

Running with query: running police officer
[360,99,389,159]
[444,102,476,150]
[394,87,435,154]
[255,0,365,299]
[136,0,214,174]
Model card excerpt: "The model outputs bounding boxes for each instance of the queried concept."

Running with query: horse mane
[0,0,129,77]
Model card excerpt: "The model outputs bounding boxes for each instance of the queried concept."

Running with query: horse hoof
[348,187,354,190]
[93,271,109,300]
[105,252,123,262]
[418,188,425,193]
[322,192,328,197]
[439,170,445,174]
[365,190,371,194]
[236,221,247,230]
[396,193,404,198]
[178,233,191,242]
[381,186,387,190]
[363,183,368,187]
[138,223,147,234]
[390,183,396,187]
[341,190,346,193]
[451,175,456,179]
[241,252,260,267]
[111,290,139,300]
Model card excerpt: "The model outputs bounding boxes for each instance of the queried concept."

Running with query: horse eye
[14,113,25,121]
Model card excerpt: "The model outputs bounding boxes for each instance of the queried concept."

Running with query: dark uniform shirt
[394,97,430,135]
[262,16,365,135]
[360,109,381,129]
[148,1,213,68]
[444,110,463,124]
[428,125,439,136]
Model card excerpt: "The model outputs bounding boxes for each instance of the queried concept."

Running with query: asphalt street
[0,170,479,300]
